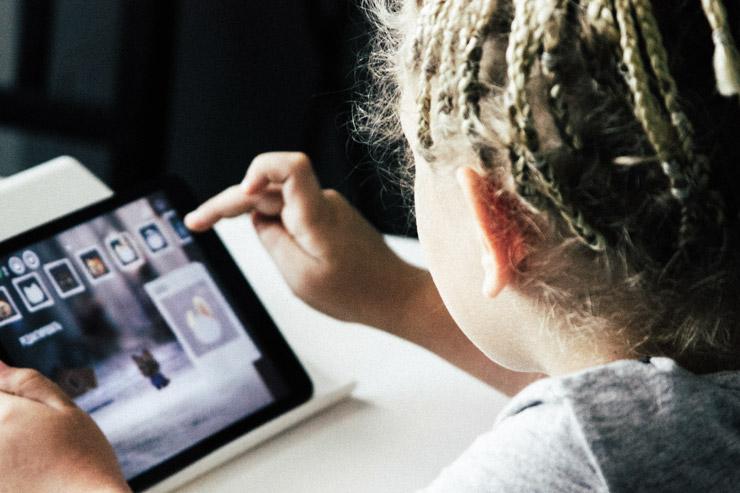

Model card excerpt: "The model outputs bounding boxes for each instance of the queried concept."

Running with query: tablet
[0,177,313,491]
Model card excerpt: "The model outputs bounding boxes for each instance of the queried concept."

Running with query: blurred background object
[0,0,412,235]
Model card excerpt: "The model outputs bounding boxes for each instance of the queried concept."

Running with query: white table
[176,216,510,493]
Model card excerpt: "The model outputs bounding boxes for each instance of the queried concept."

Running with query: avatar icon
[13,273,54,312]
[138,222,169,253]
[106,233,143,269]
[77,247,114,283]
[0,286,22,326]
[44,259,85,298]
[164,211,192,243]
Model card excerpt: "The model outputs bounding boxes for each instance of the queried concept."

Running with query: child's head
[364,0,740,373]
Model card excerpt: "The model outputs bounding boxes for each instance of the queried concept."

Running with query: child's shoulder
[423,358,740,492]
[424,387,599,492]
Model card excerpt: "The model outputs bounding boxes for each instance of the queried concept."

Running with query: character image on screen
[106,233,142,269]
[164,211,192,244]
[186,296,223,344]
[77,247,113,283]
[54,367,98,399]
[0,286,22,326]
[138,222,169,253]
[44,259,85,298]
[0,300,11,318]
[146,264,242,360]
[132,349,170,390]
[12,273,53,312]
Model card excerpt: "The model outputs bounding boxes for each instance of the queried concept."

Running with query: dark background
[0,0,413,235]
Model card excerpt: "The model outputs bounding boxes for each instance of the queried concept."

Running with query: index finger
[185,185,257,232]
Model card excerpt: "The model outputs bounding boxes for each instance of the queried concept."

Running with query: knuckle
[249,153,273,173]
[286,153,312,173]
[15,368,42,382]
[14,368,45,389]
[322,188,341,200]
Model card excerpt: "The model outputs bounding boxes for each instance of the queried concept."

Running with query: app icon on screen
[44,259,86,298]
[163,211,192,244]
[106,233,144,270]
[12,272,54,312]
[8,256,25,275]
[138,222,170,254]
[77,247,114,284]
[0,286,22,326]
[22,250,40,269]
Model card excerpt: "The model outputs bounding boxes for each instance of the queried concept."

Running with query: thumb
[0,367,75,411]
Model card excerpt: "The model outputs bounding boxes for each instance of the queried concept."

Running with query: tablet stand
[0,157,356,493]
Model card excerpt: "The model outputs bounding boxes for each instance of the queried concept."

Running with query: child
[1,0,739,491]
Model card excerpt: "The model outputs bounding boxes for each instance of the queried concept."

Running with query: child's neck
[537,334,635,377]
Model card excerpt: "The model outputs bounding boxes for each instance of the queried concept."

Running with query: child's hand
[0,362,130,493]
[185,152,425,329]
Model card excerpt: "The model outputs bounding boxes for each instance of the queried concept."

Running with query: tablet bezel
[0,176,313,492]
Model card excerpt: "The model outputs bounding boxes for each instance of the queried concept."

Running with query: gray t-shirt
[422,357,740,492]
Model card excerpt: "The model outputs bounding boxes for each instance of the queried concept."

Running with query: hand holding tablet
[0,177,312,491]
[0,362,130,493]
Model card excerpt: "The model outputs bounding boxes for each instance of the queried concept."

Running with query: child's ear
[456,167,515,298]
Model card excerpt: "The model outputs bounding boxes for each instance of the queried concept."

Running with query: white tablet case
[0,156,355,492]
[0,156,114,242]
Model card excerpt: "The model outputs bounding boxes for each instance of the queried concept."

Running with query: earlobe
[456,167,514,298]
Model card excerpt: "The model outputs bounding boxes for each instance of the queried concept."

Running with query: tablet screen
[0,190,292,480]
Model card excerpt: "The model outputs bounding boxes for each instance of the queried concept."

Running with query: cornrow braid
[436,0,466,115]
[631,1,702,246]
[505,0,546,207]
[541,0,583,152]
[411,0,440,68]
[457,0,498,144]
[631,0,695,165]
[612,0,675,163]
[416,0,449,151]
[505,0,606,250]
[612,0,701,246]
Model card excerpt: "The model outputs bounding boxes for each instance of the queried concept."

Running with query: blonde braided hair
[437,0,466,114]
[542,0,583,151]
[362,0,740,368]
[505,0,607,249]
[416,0,449,150]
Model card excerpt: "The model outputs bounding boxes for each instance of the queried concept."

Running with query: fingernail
[184,212,199,228]
[240,179,251,194]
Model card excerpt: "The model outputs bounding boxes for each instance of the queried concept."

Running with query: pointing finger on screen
[185,185,283,231]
